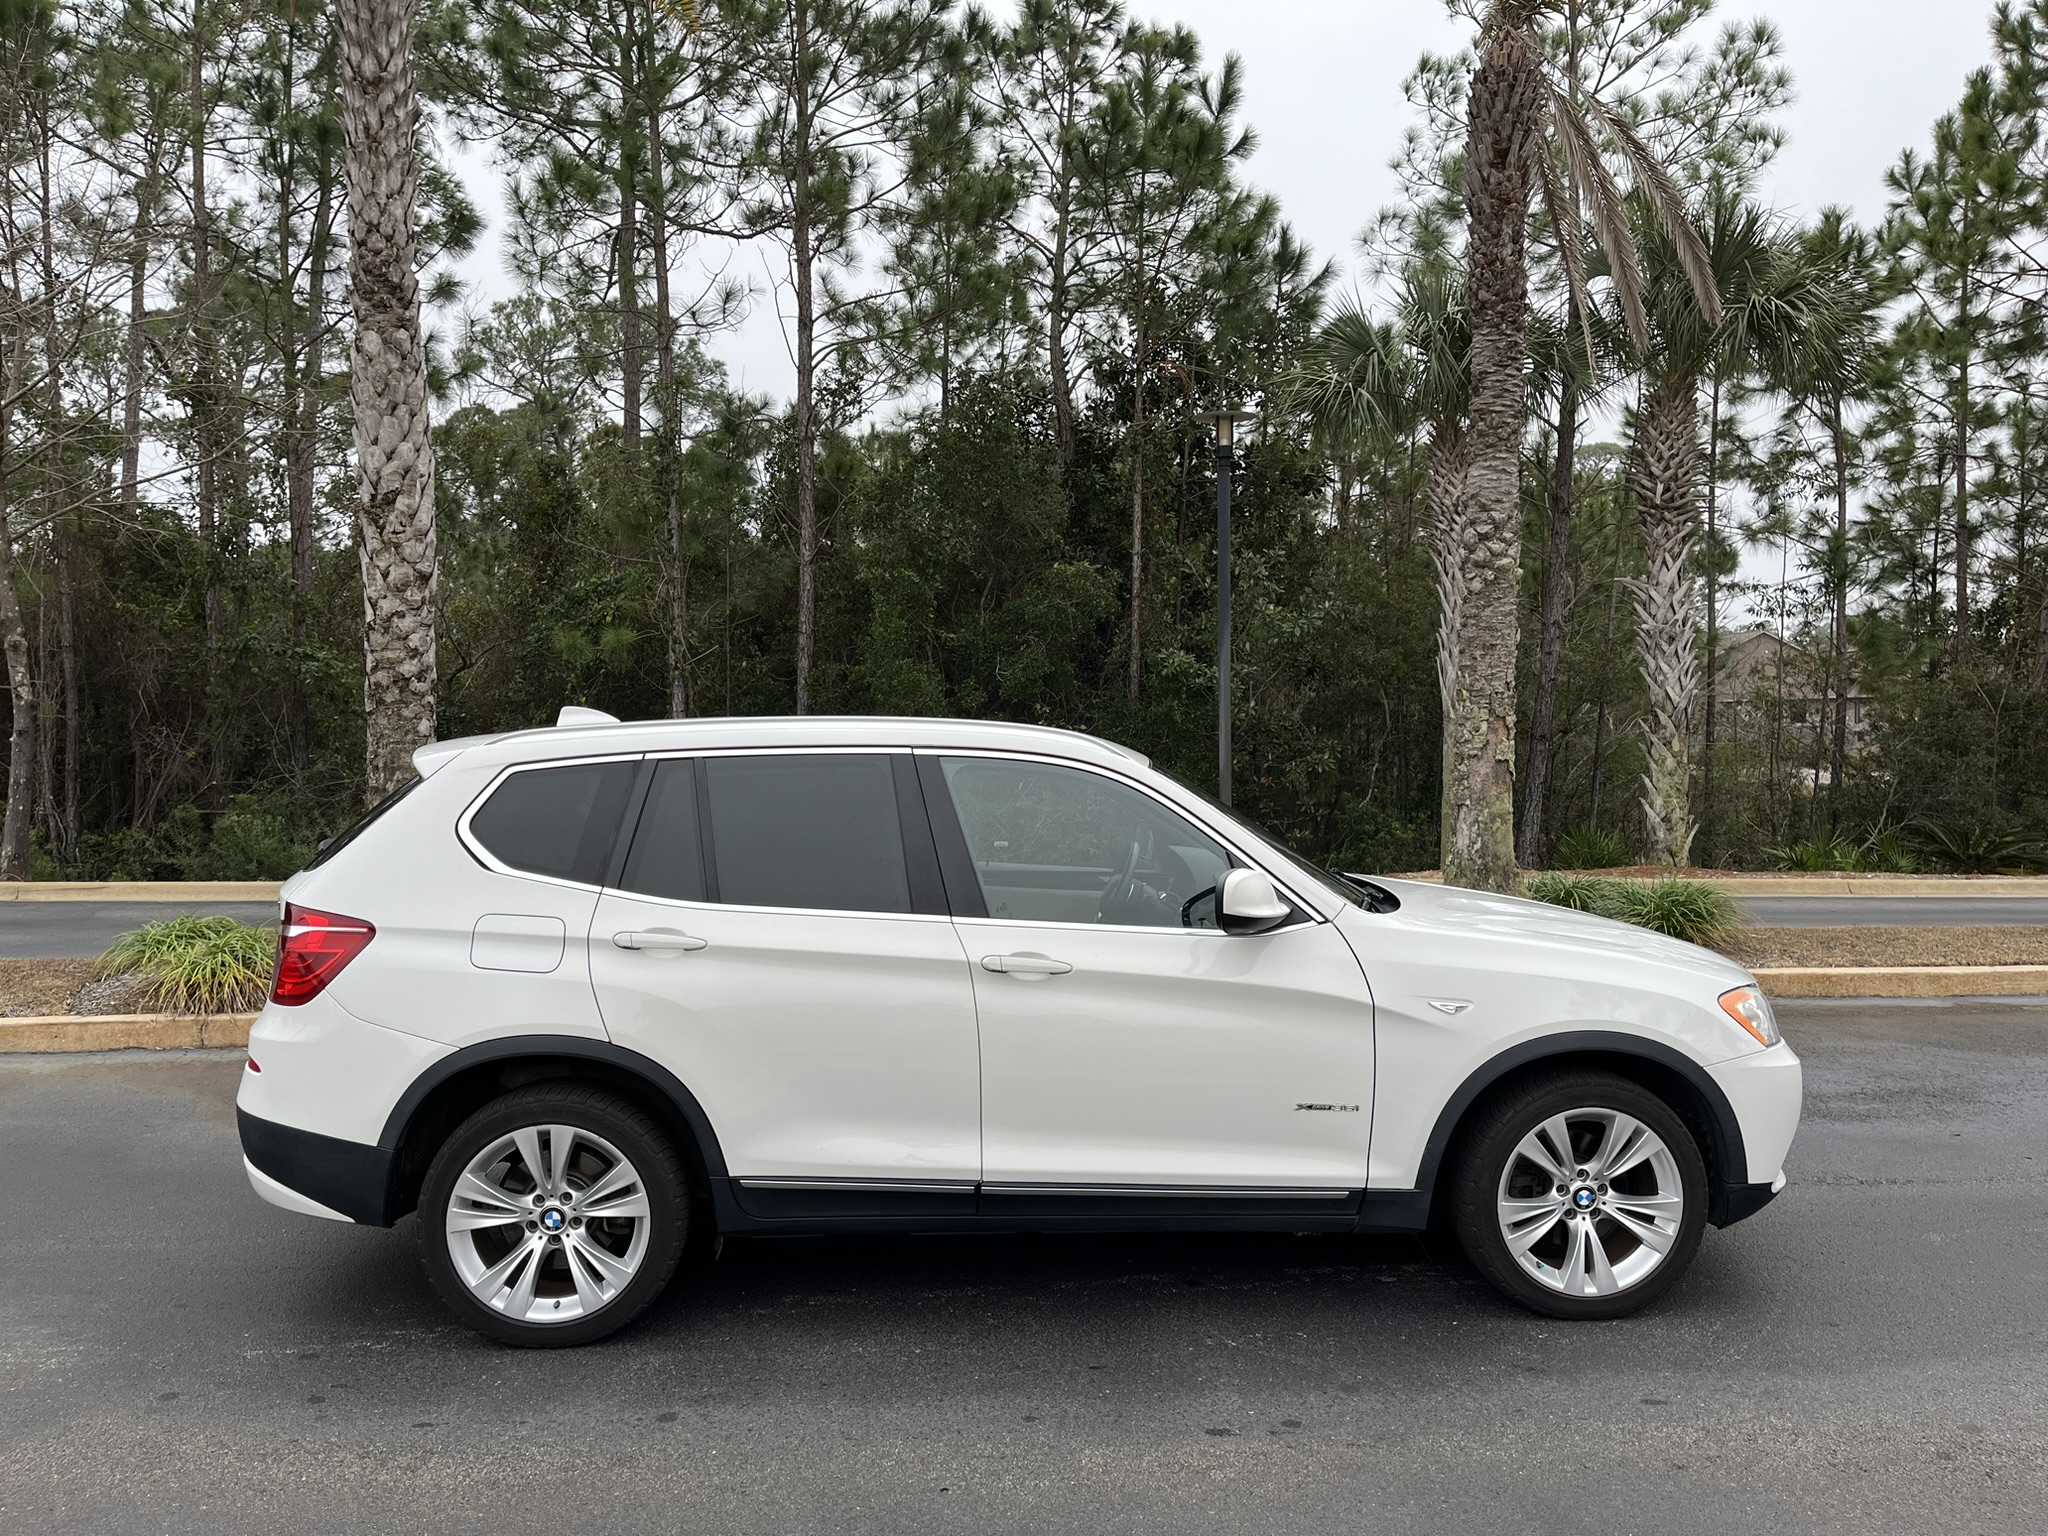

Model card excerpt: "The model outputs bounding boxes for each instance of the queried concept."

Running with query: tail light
[271,904,376,1006]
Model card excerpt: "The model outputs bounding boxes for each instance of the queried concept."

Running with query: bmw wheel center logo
[540,1207,566,1232]
[1572,1187,1597,1210]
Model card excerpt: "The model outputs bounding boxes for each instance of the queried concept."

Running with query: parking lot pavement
[1,1002,2044,1536]
[0,901,278,959]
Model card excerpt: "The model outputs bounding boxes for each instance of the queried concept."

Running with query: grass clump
[95,916,275,1014]
[1551,826,1633,871]
[1524,873,1740,947]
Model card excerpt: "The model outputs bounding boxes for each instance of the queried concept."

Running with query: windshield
[1153,768,1368,908]
[305,776,421,870]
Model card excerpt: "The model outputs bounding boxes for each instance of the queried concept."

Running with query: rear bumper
[238,1110,394,1226]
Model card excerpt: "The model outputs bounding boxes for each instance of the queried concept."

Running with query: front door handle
[981,954,1072,977]
[612,930,708,953]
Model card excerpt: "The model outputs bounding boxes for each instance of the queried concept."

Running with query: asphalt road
[0,894,2041,960]
[0,901,277,959]
[1738,895,2048,927]
[2,1002,2044,1534]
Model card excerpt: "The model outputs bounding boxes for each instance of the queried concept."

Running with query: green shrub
[1768,833,1862,872]
[1524,873,1740,947]
[1909,820,2047,875]
[1552,826,1633,870]
[96,916,275,1014]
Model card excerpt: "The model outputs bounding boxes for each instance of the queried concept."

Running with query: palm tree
[1451,0,1718,891]
[1626,195,1853,864]
[339,0,436,799]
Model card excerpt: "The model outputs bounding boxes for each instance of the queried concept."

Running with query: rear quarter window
[467,760,638,885]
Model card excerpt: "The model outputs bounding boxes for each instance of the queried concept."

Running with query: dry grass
[1722,926,2048,968]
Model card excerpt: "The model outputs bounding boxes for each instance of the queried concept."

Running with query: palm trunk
[1448,19,1539,893]
[1518,368,1576,868]
[340,0,438,801]
[1699,374,1721,860]
[1426,419,1470,847]
[1630,372,1703,867]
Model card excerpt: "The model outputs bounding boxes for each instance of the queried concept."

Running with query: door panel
[591,894,981,1182]
[965,918,1374,1188]
[587,752,981,1186]
[928,752,1374,1191]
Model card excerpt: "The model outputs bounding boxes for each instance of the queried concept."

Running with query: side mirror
[1217,868,1289,935]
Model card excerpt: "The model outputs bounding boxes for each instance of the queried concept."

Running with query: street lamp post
[1198,408,1254,806]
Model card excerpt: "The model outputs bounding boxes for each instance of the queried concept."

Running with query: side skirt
[713,1178,1423,1235]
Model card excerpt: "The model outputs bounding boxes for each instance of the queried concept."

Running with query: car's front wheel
[1450,1071,1707,1319]
[419,1086,689,1346]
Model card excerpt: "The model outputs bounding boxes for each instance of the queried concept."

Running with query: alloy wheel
[444,1123,652,1325]
[1494,1106,1686,1298]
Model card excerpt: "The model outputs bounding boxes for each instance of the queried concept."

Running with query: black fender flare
[1404,1030,1749,1226]
[377,1033,736,1221]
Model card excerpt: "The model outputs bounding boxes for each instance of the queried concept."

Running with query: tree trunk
[641,18,688,720]
[289,163,335,776]
[1630,371,1703,867]
[1699,373,1721,861]
[1447,20,1539,893]
[1047,177,1076,483]
[1517,368,1576,868]
[340,0,438,801]
[617,3,643,456]
[1126,311,1145,705]
[120,188,152,518]
[0,333,36,880]
[1829,396,1851,813]
[190,10,222,682]
[791,0,818,715]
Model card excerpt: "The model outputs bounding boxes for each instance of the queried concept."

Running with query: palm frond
[1535,147,1600,380]
[1548,82,1648,352]
[1587,93,1721,328]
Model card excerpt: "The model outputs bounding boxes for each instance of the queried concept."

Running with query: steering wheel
[1099,838,1143,920]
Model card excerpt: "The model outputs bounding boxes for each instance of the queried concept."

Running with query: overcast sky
[449,0,2006,399]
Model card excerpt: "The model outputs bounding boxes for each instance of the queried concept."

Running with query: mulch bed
[0,959,151,1017]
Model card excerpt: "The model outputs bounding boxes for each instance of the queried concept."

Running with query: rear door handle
[612,930,708,953]
[981,954,1072,977]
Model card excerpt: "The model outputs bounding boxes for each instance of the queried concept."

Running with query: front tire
[1450,1071,1707,1320]
[419,1086,689,1346]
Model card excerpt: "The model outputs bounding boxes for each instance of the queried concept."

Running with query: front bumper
[239,1110,394,1226]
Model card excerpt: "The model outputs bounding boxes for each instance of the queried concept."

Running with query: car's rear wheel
[1450,1071,1706,1320]
[419,1086,688,1346]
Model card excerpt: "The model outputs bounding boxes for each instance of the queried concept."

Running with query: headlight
[1718,986,1779,1047]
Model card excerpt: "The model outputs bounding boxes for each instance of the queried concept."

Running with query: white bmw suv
[238,712,1801,1345]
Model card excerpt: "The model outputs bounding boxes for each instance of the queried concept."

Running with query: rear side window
[702,754,910,913]
[468,760,637,885]
[618,759,706,902]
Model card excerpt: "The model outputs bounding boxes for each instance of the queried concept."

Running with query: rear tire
[419,1085,689,1346]
[1450,1070,1706,1320]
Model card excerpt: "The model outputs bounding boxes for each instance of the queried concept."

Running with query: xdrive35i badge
[1294,1102,1361,1112]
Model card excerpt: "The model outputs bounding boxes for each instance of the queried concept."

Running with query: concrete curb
[0,1013,255,1052]
[0,882,281,903]
[1755,966,2048,999]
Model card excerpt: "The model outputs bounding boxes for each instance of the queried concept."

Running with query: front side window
[468,760,638,885]
[701,754,912,914]
[939,757,1233,928]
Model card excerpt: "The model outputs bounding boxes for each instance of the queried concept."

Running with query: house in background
[1709,628,1875,759]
